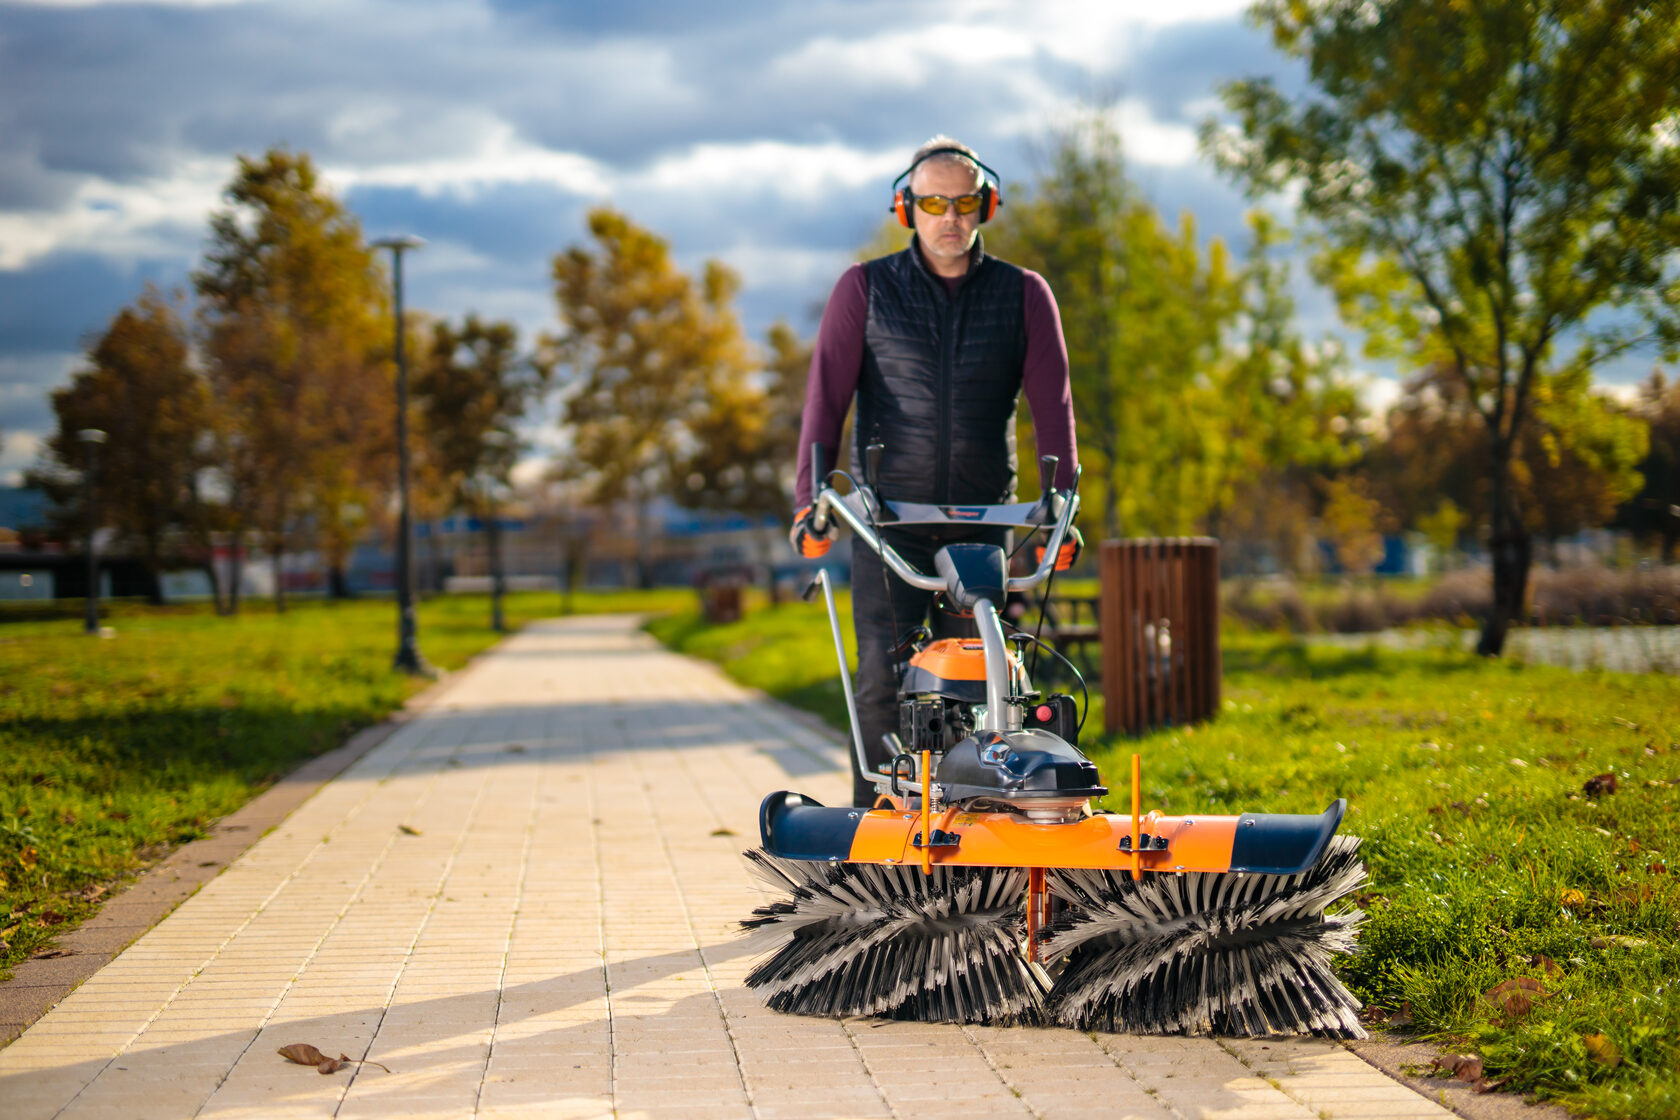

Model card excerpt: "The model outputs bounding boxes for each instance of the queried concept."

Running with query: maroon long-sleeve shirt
[793,255,1078,510]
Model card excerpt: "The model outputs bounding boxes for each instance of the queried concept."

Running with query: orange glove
[1036,527,1084,571]
[789,505,834,558]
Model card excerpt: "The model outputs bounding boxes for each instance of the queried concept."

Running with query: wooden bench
[1021,593,1101,679]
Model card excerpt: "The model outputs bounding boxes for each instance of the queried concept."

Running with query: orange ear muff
[980,184,1001,223]
[893,188,915,229]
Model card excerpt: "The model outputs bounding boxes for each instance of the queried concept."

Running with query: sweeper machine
[739,445,1368,1037]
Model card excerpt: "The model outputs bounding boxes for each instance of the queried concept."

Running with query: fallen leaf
[1628,839,1642,854]
[38,909,65,925]
[1388,1001,1414,1027]
[278,1044,390,1075]
[1560,888,1588,909]
[1583,773,1617,797]
[398,825,421,836]
[506,744,527,753]
[1484,978,1549,1019]
[31,948,74,960]
[1432,1053,1484,1083]
[1589,935,1648,950]
[1582,1033,1621,1067]
[1527,954,1564,979]
[278,1043,331,1068]
[709,827,737,837]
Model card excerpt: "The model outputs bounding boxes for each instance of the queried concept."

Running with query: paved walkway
[0,616,1454,1120]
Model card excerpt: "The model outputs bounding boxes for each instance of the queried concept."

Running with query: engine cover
[935,728,1108,805]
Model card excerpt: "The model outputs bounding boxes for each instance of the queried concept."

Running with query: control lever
[1029,454,1059,525]
[1039,454,1059,497]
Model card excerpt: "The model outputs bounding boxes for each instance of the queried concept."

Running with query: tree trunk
[635,495,654,589]
[488,506,506,633]
[561,534,584,616]
[328,564,352,599]
[760,532,779,605]
[272,543,287,613]
[1477,463,1532,656]
[228,530,243,615]
[204,556,226,616]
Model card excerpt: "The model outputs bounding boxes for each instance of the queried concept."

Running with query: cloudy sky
[0,0,1339,485]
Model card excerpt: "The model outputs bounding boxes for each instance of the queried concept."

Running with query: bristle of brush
[1041,834,1369,1038]
[740,850,1045,1024]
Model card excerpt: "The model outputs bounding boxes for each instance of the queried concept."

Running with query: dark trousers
[848,525,1009,806]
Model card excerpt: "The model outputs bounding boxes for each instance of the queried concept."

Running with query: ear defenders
[891,146,1003,229]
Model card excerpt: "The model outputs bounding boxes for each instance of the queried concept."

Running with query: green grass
[0,587,690,975]
[650,605,1680,1120]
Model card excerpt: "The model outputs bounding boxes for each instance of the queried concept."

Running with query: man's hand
[789,505,835,558]
[1036,526,1083,571]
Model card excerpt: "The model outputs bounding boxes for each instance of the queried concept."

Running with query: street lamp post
[373,235,430,675]
[79,428,107,635]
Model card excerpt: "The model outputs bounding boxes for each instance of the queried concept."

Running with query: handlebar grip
[809,442,828,531]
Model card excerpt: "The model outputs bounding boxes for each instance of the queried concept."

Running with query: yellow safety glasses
[914,192,984,216]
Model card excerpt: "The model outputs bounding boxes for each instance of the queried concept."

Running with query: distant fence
[1099,538,1221,736]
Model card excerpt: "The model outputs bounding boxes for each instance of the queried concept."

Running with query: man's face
[910,159,983,268]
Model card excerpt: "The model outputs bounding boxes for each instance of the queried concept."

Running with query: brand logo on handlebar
[941,506,986,520]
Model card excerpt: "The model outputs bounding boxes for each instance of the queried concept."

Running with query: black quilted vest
[857,237,1027,505]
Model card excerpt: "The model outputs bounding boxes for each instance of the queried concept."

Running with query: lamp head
[371,235,426,252]
[77,428,107,445]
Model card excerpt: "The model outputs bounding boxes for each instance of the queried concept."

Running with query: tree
[988,113,1359,539]
[548,207,751,586]
[1617,372,1680,562]
[1210,0,1680,653]
[195,148,390,611]
[1520,369,1647,552]
[28,290,214,603]
[1417,498,1467,570]
[414,314,547,628]
[670,321,811,596]
[1320,475,1388,578]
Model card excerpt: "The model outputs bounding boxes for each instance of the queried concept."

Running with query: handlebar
[810,476,1080,594]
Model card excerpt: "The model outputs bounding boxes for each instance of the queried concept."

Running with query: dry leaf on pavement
[1432,1053,1484,1083]
[277,1043,391,1075]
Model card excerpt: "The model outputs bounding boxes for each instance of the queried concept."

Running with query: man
[789,135,1079,807]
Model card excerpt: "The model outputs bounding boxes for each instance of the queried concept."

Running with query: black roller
[1041,834,1368,1037]
[740,849,1045,1024]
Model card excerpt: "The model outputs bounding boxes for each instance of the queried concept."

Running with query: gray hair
[909,135,984,188]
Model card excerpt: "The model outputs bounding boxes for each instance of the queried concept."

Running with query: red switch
[1035,705,1052,722]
